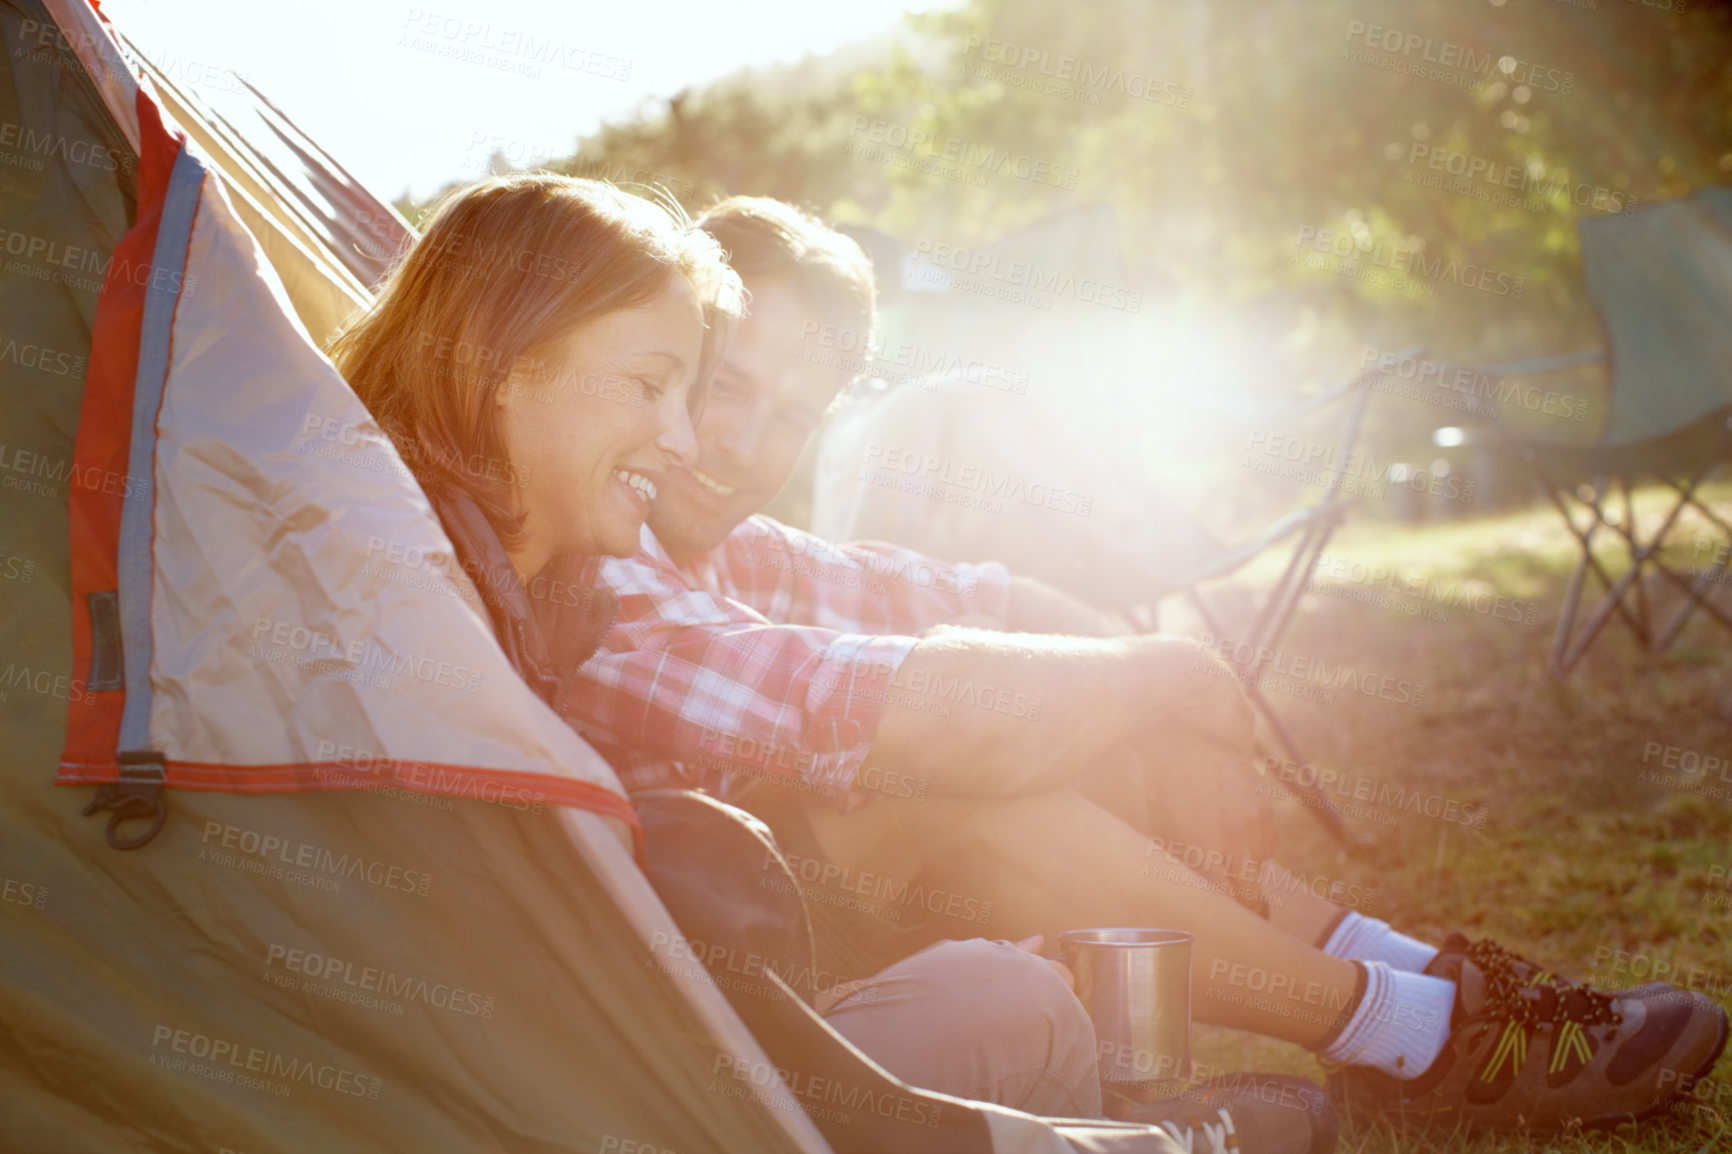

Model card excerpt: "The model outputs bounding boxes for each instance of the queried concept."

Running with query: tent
[1,0,827,1147]
[107,1,412,340]
[1,2,1183,1149]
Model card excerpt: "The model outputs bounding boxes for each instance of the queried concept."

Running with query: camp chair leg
[1569,476,1650,647]
[1646,472,1732,652]
[1678,481,1732,544]
[1633,548,1732,650]
[1550,541,1591,674]
[1146,354,1401,846]
[1249,519,1331,658]
[1579,455,1732,659]
[1543,473,1609,674]
[1556,558,1647,674]
[1621,477,1653,641]
[1654,548,1732,651]
[1536,470,1652,674]
[1653,558,1732,651]
[1186,590,1350,846]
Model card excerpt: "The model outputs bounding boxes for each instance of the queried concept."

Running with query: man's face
[649,278,853,564]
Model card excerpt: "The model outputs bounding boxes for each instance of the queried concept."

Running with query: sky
[107,0,943,202]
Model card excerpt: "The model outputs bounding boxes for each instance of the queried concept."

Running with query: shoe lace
[1158,1107,1235,1154]
[1466,938,1622,1029]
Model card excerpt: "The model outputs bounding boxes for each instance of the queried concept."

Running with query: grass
[1177,480,1732,1152]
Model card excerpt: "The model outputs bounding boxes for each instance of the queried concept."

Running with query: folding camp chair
[1423,186,1732,675]
[815,341,1413,846]
[1537,439,1732,675]
[1467,386,1732,677]
[1130,350,1422,846]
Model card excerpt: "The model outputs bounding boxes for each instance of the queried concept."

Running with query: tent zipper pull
[83,752,168,851]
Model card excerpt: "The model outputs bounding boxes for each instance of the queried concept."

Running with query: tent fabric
[2,789,831,1153]
[48,5,636,830]
[128,70,376,349]
[108,13,413,344]
[4,1,827,1148]
[1578,185,1732,448]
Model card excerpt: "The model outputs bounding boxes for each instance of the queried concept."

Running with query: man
[561,197,1726,1135]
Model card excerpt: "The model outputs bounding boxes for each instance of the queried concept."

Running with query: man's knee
[930,939,1102,1115]
[838,938,1102,1115]
[927,938,1094,1043]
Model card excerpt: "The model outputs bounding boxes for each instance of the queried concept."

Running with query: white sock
[1323,912,1439,973]
[1320,961,1456,1080]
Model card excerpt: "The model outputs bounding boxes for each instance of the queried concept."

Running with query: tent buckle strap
[84,754,169,851]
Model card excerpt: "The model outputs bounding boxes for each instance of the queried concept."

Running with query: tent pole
[1185,589,1349,846]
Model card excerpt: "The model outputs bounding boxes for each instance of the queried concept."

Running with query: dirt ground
[1181,481,1732,1153]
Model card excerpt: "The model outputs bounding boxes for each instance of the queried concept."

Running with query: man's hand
[1014,934,1076,991]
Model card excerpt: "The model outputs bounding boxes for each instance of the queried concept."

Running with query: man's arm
[725,518,1135,638]
[586,537,1249,805]
[721,517,1016,634]
[862,627,1253,798]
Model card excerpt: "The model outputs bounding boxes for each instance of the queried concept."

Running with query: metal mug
[1059,928,1193,1098]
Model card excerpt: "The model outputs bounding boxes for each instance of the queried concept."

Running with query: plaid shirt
[563,516,1011,804]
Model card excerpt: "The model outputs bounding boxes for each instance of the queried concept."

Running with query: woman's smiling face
[494,275,704,575]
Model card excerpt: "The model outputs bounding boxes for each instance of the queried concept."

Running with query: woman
[332,173,737,574]
[325,176,1184,1152]
[334,173,741,852]
[330,174,741,851]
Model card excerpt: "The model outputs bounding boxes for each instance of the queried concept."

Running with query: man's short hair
[696,196,877,359]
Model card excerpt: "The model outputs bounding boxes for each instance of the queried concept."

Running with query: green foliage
[401,0,1732,537]
[408,0,1732,363]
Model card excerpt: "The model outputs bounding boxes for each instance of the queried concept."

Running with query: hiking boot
[1107,1074,1338,1153]
[1430,933,1667,997]
[1329,938,1729,1133]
